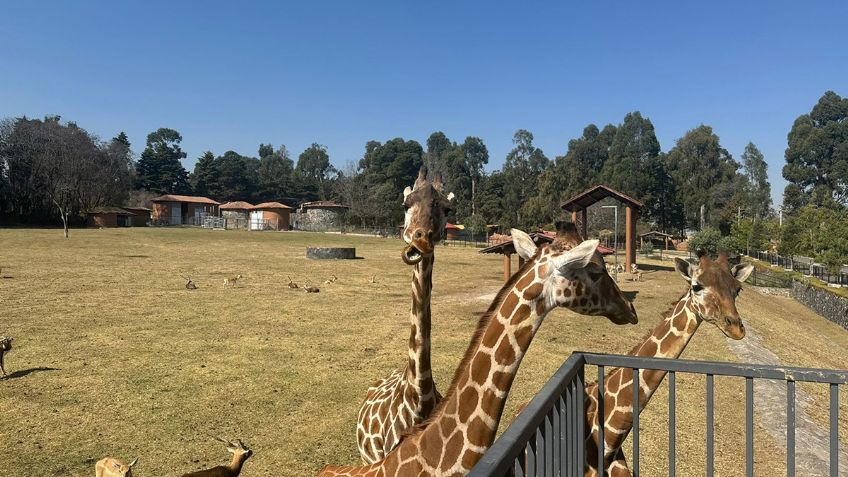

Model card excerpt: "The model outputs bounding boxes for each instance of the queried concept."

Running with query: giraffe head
[674,253,753,339]
[401,168,454,265]
[512,228,638,325]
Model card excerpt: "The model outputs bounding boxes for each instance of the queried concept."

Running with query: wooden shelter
[561,185,643,272]
[479,232,554,281]
[151,195,220,225]
[86,207,135,228]
[123,207,151,227]
[249,202,292,231]
[640,230,674,250]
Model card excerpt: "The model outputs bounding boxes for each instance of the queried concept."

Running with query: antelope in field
[222,274,242,288]
[95,457,138,477]
[180,437,253,477]
[0,336,12,375]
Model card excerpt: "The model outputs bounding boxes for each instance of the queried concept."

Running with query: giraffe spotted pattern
[320,231,636,477]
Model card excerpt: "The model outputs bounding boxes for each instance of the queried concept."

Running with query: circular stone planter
[306,247,356,260]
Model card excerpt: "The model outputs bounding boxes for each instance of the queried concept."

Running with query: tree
[257,144,294,202]
[355,138,424,226]
[740,142,772,219]
[462,136,488,217]
[0,117,133,236]
[779,205,848,272]
[424,132,451,179]
[213,151,258,201]
[190,151,217,197]
[666,125,740,231]
[502,129,549,227]
[600,112,661,200]
[136,128,189,194]
[296,143,335,200]
[783,91,848,210]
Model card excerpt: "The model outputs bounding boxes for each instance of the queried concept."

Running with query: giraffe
[319,229,638,477]
[583,253,753,477]
[356,169,454,463]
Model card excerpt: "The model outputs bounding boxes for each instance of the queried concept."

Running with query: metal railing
[469,352,846,477]
[755,252,848,287]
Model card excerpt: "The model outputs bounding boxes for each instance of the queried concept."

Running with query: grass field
[1,228,846,476]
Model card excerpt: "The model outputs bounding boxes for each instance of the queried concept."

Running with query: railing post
[577,364,585,477]
[787,380,796,477]
[830,383,839,477]
[706,374,714,477]
[669,371,676,477]
[746,377,754,477]
[597,365,605,476]
[632,368,640,476]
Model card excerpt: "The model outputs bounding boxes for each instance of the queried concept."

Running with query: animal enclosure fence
[468,352,846,477]
[755,252,848,287]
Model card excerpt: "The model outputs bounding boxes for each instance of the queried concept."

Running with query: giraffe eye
[692,283,704,293]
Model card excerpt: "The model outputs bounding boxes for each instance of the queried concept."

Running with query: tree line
[1,91,845,269]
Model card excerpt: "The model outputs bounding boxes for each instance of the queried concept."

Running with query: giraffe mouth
[402,244,424,265]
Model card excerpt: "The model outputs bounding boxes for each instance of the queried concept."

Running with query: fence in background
[469,352,845,477]
[755,252,848,287]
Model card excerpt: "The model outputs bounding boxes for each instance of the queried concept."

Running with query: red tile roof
[300,201,350,209]
[151,194,220,205]
[220,201,254,210]
[252,201,292,210]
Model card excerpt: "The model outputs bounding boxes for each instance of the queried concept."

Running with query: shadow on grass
[623,291,639,301]
[1,367,60,380]
[638,263,675,272]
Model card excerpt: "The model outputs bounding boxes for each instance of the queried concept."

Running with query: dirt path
[725,325,848,476]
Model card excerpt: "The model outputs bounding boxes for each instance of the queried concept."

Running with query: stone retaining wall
[790,281,848,330]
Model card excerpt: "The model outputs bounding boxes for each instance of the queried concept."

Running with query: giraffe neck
[412,261,549,473]
[406,254,434,400]
[596,292,700,456]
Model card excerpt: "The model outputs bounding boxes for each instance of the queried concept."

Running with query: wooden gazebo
[561,185,643,272]
[479,233,553,281]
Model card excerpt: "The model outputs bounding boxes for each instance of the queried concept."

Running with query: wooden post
[625,206,637,271]
[503,253,512,282]
[571,210,577,224]
[580,208,588,240]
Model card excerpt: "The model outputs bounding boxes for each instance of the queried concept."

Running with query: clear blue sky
[2,1,847,207]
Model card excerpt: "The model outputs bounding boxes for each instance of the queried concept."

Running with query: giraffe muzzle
[402,244,424,265]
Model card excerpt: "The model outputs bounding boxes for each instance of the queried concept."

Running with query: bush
[688,228,722,257]
[640,241,654,255]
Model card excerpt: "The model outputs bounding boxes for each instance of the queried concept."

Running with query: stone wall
[790,281,848,330]
[294,208,346,232]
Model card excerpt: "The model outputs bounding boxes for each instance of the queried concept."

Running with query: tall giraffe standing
[319,229,638,477]
[356,169,454,463]
[584,253,753,477]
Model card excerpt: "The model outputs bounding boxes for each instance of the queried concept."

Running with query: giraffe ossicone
[321,229,636,477]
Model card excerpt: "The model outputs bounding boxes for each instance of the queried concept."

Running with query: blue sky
[2,1,847,207]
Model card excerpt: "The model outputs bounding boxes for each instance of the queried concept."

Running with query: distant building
[220,201,254,229]
[151,195,220,225]
[293,201,350,232]
[123,207,151,227]
[249,202,292,231]
[86,207,136,228]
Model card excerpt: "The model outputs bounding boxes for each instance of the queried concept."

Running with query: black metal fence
[469,352,846,477]
[755,252,848,287]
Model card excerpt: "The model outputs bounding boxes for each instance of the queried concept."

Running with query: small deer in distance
[179,437,253,477]
[0,336,13,375]
[182,275,198,290]
[95,457,138,477]
[222,274,242,288]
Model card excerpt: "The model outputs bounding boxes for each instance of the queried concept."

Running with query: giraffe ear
[128,458,138,468]
[511,228,537,260]
[403,186,412,200]
[675,258,694,280]
[731,263,754,283]
[554,239,599,273]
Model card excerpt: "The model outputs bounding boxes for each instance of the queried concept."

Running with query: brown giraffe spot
[470,353,491,384]
[563,288,572,298]
[579,297,588,307]
[510,304,531,325]
[500,292,519,317]
[458,387,480,421]
[515,270,535,290]
[399,440,416,460]
[382,453,400,475]
[514,324,533,349]
[467,415,491,447]
[640,340,658,357]
[481,319,505,348]
[461,449,485,469]
[419,427,443,464]
[522,283,543,300]
[536,299,546,316]
[494,337,516,365]
[440,433,464,471]
[492,371,512,391]
[660,336,677,354]
[537,264,548,277]
[439,415,457,438]
[574,281,584,295]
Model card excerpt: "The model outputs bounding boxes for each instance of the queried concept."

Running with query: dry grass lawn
[1,228,846,476]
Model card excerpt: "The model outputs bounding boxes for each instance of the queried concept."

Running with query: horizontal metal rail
[470,352,846,477]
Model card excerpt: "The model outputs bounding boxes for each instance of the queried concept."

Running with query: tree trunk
[61,210,69,238]
[471,177,477,216]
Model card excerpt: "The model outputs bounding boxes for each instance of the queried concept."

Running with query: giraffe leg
[0,351,5,375]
